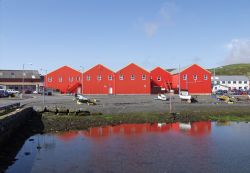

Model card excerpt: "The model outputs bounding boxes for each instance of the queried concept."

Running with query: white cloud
[142,1,178,38]
[224,39,250,64]
[144,22,159,38]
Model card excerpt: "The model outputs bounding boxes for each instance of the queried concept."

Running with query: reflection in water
[56,121,212,140]
[6,121,250,173]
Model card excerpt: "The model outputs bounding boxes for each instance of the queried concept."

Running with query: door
[109,87,113,94]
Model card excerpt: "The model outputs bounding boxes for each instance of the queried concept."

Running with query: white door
[109,87,113,94]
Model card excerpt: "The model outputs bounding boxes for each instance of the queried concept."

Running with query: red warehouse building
[150,67,172,94]
[46,66,82,94]
[83,64,115,94]
[115,63,150,94]
[171,64,212,95]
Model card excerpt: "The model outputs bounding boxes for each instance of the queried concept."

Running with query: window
[76,76,81,81]
[228,81,231,84]
[183,74,187,80]
[239,81,242,84]
[204,74,208,80]
[131,74,135,80]
[157,76,161,81]
[108,75,113,80]
[69,77,73,82]
[244,81,247,84]
[58,77,63,83]
[244,87,247,90]
[222,81,225,84]
[48,77,52,82]
[193,74,197,80]
[87,75,91,81]
[142,74,146,80]
[233,81,236,84]
[97,75,102,81]
[119,74,124,80]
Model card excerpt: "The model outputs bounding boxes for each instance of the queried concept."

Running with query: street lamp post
[40,68,47,106]
[22,63,33,96]
[80,66,84,94]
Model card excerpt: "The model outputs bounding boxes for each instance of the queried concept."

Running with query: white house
[211,75,249,92]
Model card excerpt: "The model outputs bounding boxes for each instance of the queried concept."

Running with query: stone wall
[0,107,34,147]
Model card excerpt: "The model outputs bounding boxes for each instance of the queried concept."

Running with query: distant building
[212,75,250,92]
[115,63,151,94]
[0,70,41,92]
[45,66,82,94]
[171,64,212,95]
[83,64,115,94]
[150,67,172,94]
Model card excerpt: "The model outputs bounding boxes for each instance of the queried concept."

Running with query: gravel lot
[1,94,250,115]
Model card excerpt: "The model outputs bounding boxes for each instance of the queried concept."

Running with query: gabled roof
[171,64,211,74]
[84,64,115,74]
[150,67,171,74]
[116,63,149,73]
[0,70,40,79]
[47,65,81,75]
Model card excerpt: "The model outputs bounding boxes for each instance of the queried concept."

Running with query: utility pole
[178,64,181,94]
[80,66,84,94]
[40,68,47,106]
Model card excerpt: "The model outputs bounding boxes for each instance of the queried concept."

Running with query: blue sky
[1,0,250,73]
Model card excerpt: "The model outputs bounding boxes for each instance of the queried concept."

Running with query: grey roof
[212,75,249,81]
[0,70,41,79]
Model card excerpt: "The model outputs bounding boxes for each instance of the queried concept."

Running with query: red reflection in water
[56,131,79,141]
[56,121,212,141]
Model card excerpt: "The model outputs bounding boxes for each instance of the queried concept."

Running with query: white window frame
[119,74,124,80]
[157,76,161,81]
[68,77,74,82]
[193,74,197,80]
[97,75,102,81]
[58,77,63,83]
[48,77,52,82]
[142,74,146,80]
[183,74,187,80]
[204,74,207,80]
[76,76,80,81]
[87,75,91,81]
[131,74,135,80]
[108,75,113,81]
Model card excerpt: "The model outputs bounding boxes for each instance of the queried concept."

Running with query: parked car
[40,89,53,96]
[7,89,19,94]
[24,90,32,94]
[215,90,224,95]
[0,89,9,97]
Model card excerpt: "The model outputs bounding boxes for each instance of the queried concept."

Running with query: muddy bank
[41,110,250,132]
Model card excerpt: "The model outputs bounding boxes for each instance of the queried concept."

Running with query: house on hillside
[212,75,249,92]
[171,64,212,95]
[45,66,82,94]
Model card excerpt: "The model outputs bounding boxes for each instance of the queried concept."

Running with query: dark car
[0,89,9,97]
[40,89,53,96]
[215,90,224,95]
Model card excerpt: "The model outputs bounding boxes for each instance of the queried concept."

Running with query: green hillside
[208,64,250,76]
